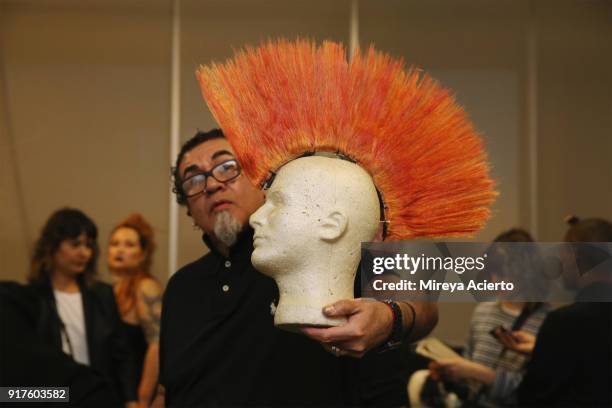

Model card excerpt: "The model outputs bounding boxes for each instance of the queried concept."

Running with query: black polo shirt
[159,228,356,407]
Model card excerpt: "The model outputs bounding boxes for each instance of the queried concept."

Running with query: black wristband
[381,300,403,348]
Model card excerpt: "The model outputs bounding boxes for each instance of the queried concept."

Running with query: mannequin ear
[319,210,348,242]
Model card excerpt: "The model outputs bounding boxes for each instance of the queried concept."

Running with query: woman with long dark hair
[108,214,162,408]
[29,208,137,407]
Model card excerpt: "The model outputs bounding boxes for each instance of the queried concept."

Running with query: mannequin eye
[267,191,285,206]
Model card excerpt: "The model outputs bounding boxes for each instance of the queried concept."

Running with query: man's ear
[319,210,348,242]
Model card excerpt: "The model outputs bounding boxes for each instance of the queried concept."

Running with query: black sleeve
[0,282,122,407]
[518,310,575,406]
[104,286,138,402]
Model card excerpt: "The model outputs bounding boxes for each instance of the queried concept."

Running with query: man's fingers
[513,331,533,342]
[301,326,354,343]
[434,358,454,367]
[320,342,363,358]
[323,299,360,317]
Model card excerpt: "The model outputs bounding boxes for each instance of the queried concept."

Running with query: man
[159,129,438,407]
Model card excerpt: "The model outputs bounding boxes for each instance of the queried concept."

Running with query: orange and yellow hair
[197,39,496,240]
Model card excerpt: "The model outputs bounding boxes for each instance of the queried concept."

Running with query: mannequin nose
[250,206,265,229]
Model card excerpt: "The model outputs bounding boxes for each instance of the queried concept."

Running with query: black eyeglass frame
[181,159,241,198]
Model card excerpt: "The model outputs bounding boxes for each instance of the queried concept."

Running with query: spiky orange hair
[197,39,496,239]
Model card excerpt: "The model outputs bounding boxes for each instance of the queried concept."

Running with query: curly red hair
[110,213,156,316]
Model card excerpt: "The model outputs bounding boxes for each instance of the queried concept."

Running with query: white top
[53,290,90,365]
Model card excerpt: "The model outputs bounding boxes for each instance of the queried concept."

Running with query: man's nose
[205,175,225,195]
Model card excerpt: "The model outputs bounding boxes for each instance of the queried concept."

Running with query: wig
[197,39,496,239]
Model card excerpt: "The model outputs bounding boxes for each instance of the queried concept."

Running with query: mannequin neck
[271,253,358,328]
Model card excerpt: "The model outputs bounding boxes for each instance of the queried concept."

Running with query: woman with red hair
[108,214,162,408]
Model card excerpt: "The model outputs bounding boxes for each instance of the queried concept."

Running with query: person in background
[1,281,121,407]
[28,207,137,407]
[108,214,163,408]
[429,228,551,407]
[515,217,612,406]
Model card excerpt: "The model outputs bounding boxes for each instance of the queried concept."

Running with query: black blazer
[29,277,137,403]
[0,281,122,407]
[518,283,612,406]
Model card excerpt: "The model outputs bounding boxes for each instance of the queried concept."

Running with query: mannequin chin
[250,156,379,329]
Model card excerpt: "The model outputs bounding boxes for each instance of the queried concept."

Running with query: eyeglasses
[181,159,241,198]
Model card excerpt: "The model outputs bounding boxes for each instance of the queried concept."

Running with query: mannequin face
[250,176,318,275]
[108,227,145,270]
[249,156,380,326]
[249,156,379,277]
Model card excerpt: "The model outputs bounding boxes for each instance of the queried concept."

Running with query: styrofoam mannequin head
[249,155,379,328]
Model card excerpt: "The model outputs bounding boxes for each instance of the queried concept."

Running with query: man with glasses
[158,129,437,407]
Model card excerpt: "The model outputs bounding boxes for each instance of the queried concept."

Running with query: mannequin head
[249,156,379,327]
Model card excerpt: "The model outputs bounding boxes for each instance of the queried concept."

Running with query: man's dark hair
[564,217,612,272]
[171,129,226,205]
[565,217,612,243]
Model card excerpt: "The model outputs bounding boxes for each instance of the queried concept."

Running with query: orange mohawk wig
[197,39,496,240]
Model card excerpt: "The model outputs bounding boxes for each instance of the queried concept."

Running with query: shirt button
[224,260,231,268]
[222,285,230,292]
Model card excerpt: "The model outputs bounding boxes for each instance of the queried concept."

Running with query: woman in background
[108,214,163,408]
[427,228,551,407]
[29,208,137,407]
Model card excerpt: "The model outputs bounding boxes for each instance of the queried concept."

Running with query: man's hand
[301,298,393,358]
[429,357,495,385]
[495,329,536,355]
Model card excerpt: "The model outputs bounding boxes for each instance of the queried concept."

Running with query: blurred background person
[1,281,122,407]
[426,228,551,407]
[515,217,612,406]
[108,213,163,408]
[28,208,137,407]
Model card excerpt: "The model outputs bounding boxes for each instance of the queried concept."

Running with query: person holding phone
[428,229,551,407]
